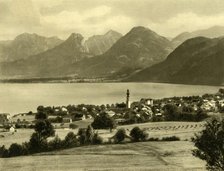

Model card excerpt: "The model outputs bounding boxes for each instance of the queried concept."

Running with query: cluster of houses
[1,89,224,131]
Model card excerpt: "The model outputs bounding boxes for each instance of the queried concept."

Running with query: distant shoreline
[0,78,223,87]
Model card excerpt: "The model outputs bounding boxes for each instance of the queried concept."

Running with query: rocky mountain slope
[0,33,63,62]
[84,30,122,56]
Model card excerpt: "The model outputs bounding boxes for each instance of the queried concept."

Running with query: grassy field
[0,141,206,171]
[0,121,207,170]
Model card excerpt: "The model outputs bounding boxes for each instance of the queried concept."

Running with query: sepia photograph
[0,0,224,170]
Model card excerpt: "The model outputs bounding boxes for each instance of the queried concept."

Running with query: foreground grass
[0,141,206,171]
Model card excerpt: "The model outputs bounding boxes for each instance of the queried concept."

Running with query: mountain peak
[105,30,121,36]
[130,26,148,31]
[15,33,39,41]
[67,33,83,41]
[128,26,159,38]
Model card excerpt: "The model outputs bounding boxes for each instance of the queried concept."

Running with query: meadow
[0,121,207,170]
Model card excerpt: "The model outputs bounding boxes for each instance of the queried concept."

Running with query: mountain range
[0,26,223,85]
[0,26,173,78]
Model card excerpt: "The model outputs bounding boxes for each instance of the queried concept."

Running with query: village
[0,88,224,133]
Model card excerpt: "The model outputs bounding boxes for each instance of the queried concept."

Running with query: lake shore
[0,83,222,115]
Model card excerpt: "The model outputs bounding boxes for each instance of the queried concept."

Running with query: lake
[0,83,223,114]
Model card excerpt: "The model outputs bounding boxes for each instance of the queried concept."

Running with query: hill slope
[126,37,224,85]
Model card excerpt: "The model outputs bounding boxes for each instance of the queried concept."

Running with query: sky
[1,0,224,40]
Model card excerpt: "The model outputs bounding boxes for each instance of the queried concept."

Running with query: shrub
[8,143,25,157]
[148,137,159,141]
[161,136,180,141]
[21,142,30,155]
[91,133,103,145]
[49,116,63,123]
[130,127,148,142]
[69,123,78,129]
[114,129,126,143]
[63,132,78,148]
[48,135,63,150]
[0,145,9,158]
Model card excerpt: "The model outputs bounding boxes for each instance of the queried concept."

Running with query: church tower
[126,89,130,109]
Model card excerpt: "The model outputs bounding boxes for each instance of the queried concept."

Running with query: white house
[140,98,154,106]
[9,126,15,133]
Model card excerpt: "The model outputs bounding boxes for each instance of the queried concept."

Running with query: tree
[91,112,116,131]
[85,125,94,144]
[77,128,86,145]
[29,111,55,152]
[182,106,194,113]
[218,88,224,94]
[29,132,48,153]
[34,120,55,140]
[195,109,208,121]
[36,106,47,120]
[163,104,179,121]
[130,127,148,142]
[192,119,224,170]
[114,128,126,143]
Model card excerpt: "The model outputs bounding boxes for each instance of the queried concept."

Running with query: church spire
[126,89,130,109]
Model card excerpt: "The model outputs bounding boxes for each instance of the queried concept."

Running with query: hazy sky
[1,0,224,40]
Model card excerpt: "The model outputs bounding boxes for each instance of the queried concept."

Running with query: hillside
[0,33,63,62]
[126,37,224,85]
[172,26,224,47]
[84,30,122,56]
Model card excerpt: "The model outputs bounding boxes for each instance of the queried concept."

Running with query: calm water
[0,83,223,114]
